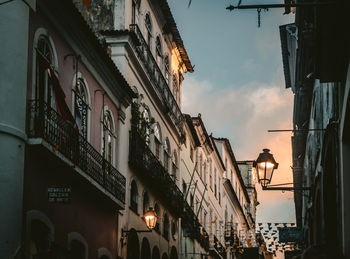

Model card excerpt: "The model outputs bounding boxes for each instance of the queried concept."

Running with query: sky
[168,0,295,257]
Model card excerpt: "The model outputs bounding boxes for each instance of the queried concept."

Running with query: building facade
[0,1,260,259]
[0,0,134,258]
[280,0,349,257]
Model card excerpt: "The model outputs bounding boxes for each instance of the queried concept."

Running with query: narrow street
[0,0,349,258]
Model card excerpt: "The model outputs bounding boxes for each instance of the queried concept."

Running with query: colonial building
[280,0,349,257]
[213,139,256,251]
[85,0,194,258]
[179,115,259,259]
[0,1,260,259]
[0,0,134,258]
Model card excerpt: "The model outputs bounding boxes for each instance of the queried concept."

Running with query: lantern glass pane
[257,162,274,183]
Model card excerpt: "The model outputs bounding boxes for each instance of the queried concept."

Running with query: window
[130,180,138,213]
[131,0,136,24]
[209,163,213,190]
[203,162,207,184]
[143,192,150,214]
[172,151,178,180]
[203,211,207,229]
[154,124,161,160]
[190,194,194,210]
[171,219,177,238]
[141,108,151,144]
[190,146,194,161]
[145,13,152,48]
[74,77,89,139]
[156,36,162,67]
[69,240,86,259]
[218,177,221,204]
[163,138,170,172]
[182,180,187,194]
[163,213,169,240]
[29,220,52,258]
[214,168,217,198]
[102,110,114,165]
[35,36,56,109]
[199,154,203,178]
[154,203,160,232]
[172,75,179,103]
[164,55,170,84]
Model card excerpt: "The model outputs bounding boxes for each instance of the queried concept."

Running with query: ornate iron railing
[129,123,208,249]
[129,127,184,216]
[129,24,183,134]
[27,100,126,204]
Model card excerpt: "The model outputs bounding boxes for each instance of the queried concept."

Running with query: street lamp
[254,149,278,189]
[143,207,158,230]
[122,207,158,237]
[254,149,310,191]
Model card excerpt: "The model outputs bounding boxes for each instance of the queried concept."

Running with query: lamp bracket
[262,186,311,191]
[226,2,336,11]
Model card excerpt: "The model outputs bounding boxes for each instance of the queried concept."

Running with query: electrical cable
[0,0,15,5]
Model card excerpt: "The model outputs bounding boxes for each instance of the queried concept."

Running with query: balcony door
[74,78,89,139]
[35,36,56,109]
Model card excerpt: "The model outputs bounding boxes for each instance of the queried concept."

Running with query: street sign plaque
[279,227,303,242]
[48,187,72,204]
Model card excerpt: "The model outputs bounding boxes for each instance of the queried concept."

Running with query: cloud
[182,75,295,223]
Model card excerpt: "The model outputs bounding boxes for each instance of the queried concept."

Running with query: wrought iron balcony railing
[129,127,184,216]
[129,123,208,249]
[129,24,183,134]
[27,100,126,204]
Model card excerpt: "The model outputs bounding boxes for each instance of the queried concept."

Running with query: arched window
[171,219,177,238]
[164,55,170,84]
[141,108,151,144]
[35,35,56,108]
[29,219,52,258]
[102,110,114,166]
[143,192,150,214]
[209,160,213,190]
[145,13,152,48]
[141,238,151,259]
[172,75,179,103]
[154,203,160,232]
[203,161,207,184]
[156,36,162,68]
[199,154,203,178]
[152,246,160,259]
[74,77,89,139]
[172,151,178,180]
[214,168,217,198]
[130,180,139,213]
[68,232,88,259]
[163,138,170,172]
[190,194,194,210]
[153,123,161,160]
[69,240,86,259]
[163,213,169,240]
[182,180,187,194]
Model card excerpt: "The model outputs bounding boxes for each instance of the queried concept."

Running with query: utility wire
[0,0,15,5]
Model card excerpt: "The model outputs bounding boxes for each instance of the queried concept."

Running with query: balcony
[129,24,183,135]
[129,127,184,216]
[182,202,210,251]
[27,100,126,206]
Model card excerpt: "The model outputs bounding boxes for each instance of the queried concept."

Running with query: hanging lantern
[143,207,158,230]
[254,149,278,188]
